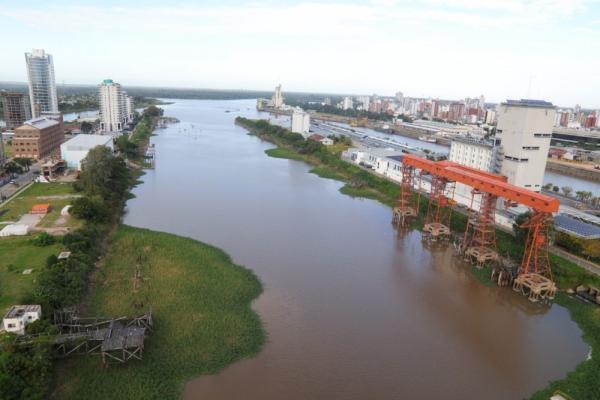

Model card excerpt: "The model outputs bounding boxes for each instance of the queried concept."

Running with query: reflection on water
[124,99,588,400]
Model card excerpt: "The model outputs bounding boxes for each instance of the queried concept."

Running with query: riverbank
[53,225,264,399]
[236,116,600,400]
[546,159,600,183]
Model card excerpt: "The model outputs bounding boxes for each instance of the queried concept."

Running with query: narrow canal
[124,99,588,400]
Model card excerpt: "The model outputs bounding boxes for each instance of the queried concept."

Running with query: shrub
[31,233,55,247]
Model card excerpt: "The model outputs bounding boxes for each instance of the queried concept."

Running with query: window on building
[523,146,540,150]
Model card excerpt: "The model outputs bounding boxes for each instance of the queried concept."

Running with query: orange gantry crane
[396,154,560,302]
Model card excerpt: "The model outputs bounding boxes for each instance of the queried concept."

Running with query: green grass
[0,236,63,313]
[0,183,77,227]
[264,147,305,160]
[309,165,346,182]
[53,225,264,399]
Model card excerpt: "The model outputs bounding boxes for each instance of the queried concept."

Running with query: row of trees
[236,117,400,201]
[543,182,600,208]
[0,147,133,400]
[290,103,397,122]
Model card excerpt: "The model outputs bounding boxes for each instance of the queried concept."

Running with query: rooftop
[554,214,600,239]
[502,99,554,109]
[4,305,41,319]
[23,117,59,130]
[62,134,113,150]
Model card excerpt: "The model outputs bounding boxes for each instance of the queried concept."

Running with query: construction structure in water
[393,154,560,302]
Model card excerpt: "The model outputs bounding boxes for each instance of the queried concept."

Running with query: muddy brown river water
[124,99,588,400]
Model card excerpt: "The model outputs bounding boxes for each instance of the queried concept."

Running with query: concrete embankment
[546,160,600,183]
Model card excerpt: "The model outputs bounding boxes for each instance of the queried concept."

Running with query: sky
[1,0,599,108]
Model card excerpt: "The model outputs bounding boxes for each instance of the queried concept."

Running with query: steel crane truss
[398,154,560,298]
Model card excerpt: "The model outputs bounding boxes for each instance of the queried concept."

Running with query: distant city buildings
[0,91,31,130]
[13,117,64,160]
[25,49,58,118]
[291,108,310,136]
[98,79,133,133]
[495,99,555,191]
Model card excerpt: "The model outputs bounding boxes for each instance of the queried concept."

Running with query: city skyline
[1,0,600,109]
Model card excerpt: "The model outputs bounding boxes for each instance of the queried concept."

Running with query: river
[124,99,588,400]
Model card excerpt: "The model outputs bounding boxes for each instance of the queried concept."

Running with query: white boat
[419,135,437,143]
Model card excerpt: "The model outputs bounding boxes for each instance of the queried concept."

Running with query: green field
[264,147,305,160]
[0,236,63,314]
[54,225,264,399]
[0,183,77,226]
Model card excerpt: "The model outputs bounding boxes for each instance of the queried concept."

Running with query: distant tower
[495,99,555,192]
[0,91,32,129]
[395,91,404,103]
[25,49,58,118]
[272,84,284,108]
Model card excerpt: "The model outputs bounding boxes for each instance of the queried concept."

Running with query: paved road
[0,163,40,204]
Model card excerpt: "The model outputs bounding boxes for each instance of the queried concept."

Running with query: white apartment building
[272,84,284,108]
[291,108,310,136]
[495,99,555,192]
[123,91,134,121]
[99,79,128,133]
[341,96,353,110]
[3,305,41,335]
[449,137,494,207]
[25,49,58,118]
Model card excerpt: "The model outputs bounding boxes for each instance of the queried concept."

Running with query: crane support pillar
[462,191,499,268]
[392,164,416,227]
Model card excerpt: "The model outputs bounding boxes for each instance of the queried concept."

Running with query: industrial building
[495,99,555,191]
[0,91,31,130]
[25,49,58,118]
[60,134,114,170]
[13,117,64,159]
[291,108,310,136]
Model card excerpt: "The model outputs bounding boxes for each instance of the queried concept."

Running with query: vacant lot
[0,183,79,229]
[0,236,63,314]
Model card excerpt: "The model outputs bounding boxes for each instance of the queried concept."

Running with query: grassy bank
[0,237,63,313]
[54,225,264,399]
[237,117,600,399]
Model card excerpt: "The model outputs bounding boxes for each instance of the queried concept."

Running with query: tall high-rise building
[495,99,555,192]
[25,49,58,118]
[98,79,128,133]
[0,91,32,130]
[272,84,284,108]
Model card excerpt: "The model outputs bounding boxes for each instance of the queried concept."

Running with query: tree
[80,121,93,134]
[13,158,32,172]
[3,162,22,175]
[115,135,139,159]
[561,186,573,198]
[513,211,533,244]
[552,185,560,193]
[145,105,162,117]
[70,195,108,222]
[77,146,129,206]
[542,182,553,191]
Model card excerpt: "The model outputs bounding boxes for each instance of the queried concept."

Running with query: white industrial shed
[60,134,114,170]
